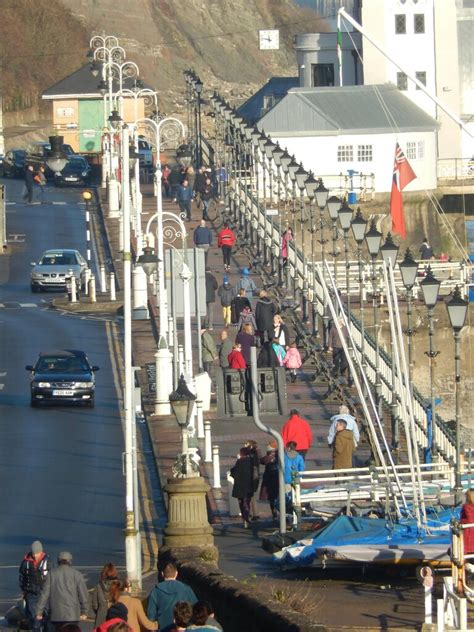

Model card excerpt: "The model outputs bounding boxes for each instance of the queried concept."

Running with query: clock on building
[259,29,280,50]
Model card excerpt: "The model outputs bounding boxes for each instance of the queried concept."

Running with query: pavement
[67,180,439,631]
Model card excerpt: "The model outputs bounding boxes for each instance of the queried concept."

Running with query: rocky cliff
[58,0,325,109]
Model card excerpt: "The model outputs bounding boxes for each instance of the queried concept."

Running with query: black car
[1,150,27,178]
[25,141,75,179]
[26,349,99,407]
[54,156,91,187]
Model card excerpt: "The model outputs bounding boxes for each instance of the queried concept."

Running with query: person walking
[281,408,313,460]
[205,267,218,330]
[218,330,233,368]
[460,489,474,555]
[177,179,193,221]
[23,164,35,204]
[169,168,181,201]
[230,289,250,325]
[193,166,206,209]
[162,164,171,199]
[235,268,256,301]
[201,177,214,221]
[419,237,433,260]
[245,439,262,521]
[281,227,293,267]
[230,447,254,528]
[36,551,89,631]
[327,405,360,449]
[217,222,236,271]
[19,540,49,631]
[193,220,212,265]
[160,601,193,632]
[328,317,352,385]
[257,340,278,368]
[217,276,235,327]
[235,323,257,367]
[90,562,119,627]
[147,563,197,629]
[283,341,303,382]
[237,305,257,332]
[201,325,217,376]
[34,166,47,204]
[94,602,131,632]
[187,601,223,631]
[227,342,247,370]
[332,420,354,470]
[260,440,280,519]
[110,580,158,632]
[255,290,277,344]
[273,314,290,348]
[284,441,305,520]
[272,337,286,366]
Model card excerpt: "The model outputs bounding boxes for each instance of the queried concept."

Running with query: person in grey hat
[36,551,89,630]
[19,540,50,631]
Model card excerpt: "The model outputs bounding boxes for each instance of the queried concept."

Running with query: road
[0,178,126,609]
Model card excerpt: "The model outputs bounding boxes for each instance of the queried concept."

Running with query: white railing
[437,157,474,181]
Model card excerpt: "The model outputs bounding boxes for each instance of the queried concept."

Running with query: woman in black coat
[257,341,278,368]
[230,447,254,528]
[259,442,279,519]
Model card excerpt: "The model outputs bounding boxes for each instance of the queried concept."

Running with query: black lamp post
[169,374,197,477]
[420,266,441,460]
[108,109,122,131]
[327,195,341,281]
[446,286,468,501]
[137,244,159,278]
[194,77,203,166]
[399,248,419,386]
[351,208,368,386]
[272,143,285,285]
[338,200,353,319]
[295,164,308,321]
[365,220,383,419]
[305,172,319,334]
[314,180,329,342]
[176,144,193,169]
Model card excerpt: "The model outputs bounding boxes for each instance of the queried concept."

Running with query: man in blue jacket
[193,220,212,265]
[177,178,193,221]
[147,563,197,629]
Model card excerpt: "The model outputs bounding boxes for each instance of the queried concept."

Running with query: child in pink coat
[283,342,302,382]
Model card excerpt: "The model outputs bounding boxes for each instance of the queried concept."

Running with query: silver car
[30,249,87,293]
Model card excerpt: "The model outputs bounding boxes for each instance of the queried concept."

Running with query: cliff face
[58,0,325,107]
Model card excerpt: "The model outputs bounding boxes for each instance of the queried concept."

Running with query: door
[78,100,103,153]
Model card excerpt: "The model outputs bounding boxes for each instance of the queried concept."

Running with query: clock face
[259,29,279,50]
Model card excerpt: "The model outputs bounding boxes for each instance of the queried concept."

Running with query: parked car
[0,150,27,178]
[30,248,87,293]
[54,156,91,187]
[25,141,75,178]
[138,136,153,171]
[26,349,99,407]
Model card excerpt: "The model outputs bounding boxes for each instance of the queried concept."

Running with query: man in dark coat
[23,165,35,203]
[19,540,49,631]
[332,420,354,470]
[205,267,218,330]
[230,447,254,528]
[218,330,233,368]
[230,289,250,325]
[327,316,351,385]
[255,290,277,344]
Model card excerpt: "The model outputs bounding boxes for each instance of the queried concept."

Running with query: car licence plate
[65,177,78,181]
[52,389,74,396]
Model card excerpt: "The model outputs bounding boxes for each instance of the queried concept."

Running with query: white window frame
[357,144,373,162]
[337,145,354,162]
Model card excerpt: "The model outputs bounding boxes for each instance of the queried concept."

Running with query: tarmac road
[0,178,126,608]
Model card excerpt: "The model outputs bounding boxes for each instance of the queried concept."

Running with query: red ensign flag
[390,143,416,240]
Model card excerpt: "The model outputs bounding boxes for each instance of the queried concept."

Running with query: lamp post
[420,266,441,461]
[305,172,319,333]
[45,135,69,174]
[314,180,329,342]
[194,77,203,166]
[351,208,368,379]
[338,200,353,319]
[446,286,468,502]
[295,164,309,320]
[399,248,419,387]
[169,374,198,478]
[365,219,383,419]
[108,109,123,217]
[326,195,341,283]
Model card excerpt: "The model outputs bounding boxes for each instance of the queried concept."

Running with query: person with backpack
[235,268,256,301]
[90,563,119,627]
[217,276,235,327]
[230,289,250,325]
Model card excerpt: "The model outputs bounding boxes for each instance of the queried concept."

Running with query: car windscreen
[39,253,77,266]
[61,159,87,172]
[36,357,90,373]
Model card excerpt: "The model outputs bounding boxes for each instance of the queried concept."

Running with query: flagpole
[337,12,343,87]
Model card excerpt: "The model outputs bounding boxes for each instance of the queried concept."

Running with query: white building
[257,84,437,195]
[294,0,474,161]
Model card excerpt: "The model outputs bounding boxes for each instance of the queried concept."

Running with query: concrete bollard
[100,265,107,293]
[154,339,172,416]
[84,268,91,295]
[68,270,77,303]
[204,421,212,463]
[110,273,116,301]
[212,445,221,489]
[88,274,96,303]
[196,400,204,439]
[108,175,119,218]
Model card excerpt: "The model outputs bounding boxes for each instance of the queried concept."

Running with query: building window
[414,13,425,34]
[312,63,335,87]
[415,71,427,89]
[397,72,408,90]
[395,14,406,34]
[357,145,373,162]
[406,141,425,160]
[337,145,353,162]
[417,140,425,159]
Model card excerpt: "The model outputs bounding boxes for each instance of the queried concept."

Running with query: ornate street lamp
[46,135,68,174]
[399,249,419,386]
[421,266,441,460]
[338,200,353,318]
[365,219,383,418]
[446,285,468,501]
[176,144,193,168]
[327,195,341,281]
[137,244,159,278]
[351,208,368,389]
[169,374,198,478]
[108,109,122,130]
[380,232,399,269]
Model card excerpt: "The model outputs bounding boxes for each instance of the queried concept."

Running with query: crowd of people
[18,546,222,632]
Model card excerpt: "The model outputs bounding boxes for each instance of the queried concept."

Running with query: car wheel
[30,397,38,407]
[86,399,95,409]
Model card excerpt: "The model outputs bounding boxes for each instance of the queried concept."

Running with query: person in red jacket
[217,222,236,271]
[227,343,247,369]
[461,489,474,555]
[281,408,313,460]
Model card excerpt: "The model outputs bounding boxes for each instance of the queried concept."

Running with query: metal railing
[437,157,474,181]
